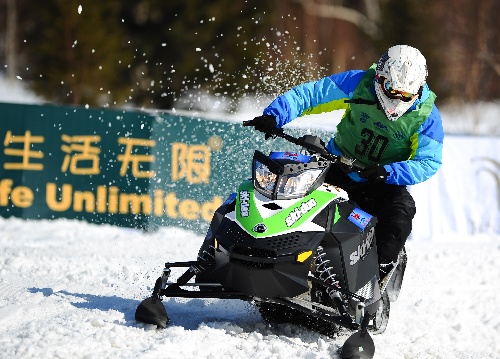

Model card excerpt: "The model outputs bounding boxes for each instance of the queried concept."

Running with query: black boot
[378,256,396,283]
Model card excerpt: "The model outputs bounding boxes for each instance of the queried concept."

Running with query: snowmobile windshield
[252,151,328,200]
[269,151,311,163]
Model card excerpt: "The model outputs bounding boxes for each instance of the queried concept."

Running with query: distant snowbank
[166,92,500,136]
[1,74,500,136]
[439,101,500,136]
[0,74,45,104]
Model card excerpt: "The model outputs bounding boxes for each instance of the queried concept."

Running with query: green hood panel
[235,180,337,237]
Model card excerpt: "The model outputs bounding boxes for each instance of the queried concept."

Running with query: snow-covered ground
[0,218,499,359]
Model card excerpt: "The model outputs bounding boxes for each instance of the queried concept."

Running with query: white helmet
[374,45,428,121]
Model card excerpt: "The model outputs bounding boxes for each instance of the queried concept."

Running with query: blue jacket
[263,69,444,186]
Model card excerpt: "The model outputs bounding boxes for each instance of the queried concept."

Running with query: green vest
[335,65,436,166]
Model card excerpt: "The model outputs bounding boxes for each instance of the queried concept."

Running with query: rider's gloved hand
[358,165,388,183]
[243,115,278,138]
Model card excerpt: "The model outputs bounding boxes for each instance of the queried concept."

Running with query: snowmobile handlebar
[242,121,365,172]
[274,129,366,172]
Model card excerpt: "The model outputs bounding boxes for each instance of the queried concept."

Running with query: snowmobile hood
[235,180,339,238]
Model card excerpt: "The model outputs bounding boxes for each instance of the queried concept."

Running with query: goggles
[378,77,417,102]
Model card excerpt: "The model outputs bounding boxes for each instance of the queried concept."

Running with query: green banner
[0,102,332,234]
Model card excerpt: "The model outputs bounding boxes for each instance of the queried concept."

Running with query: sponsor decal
[348,207,372,229]
[283,152,300,160]
[350,227,375,265]
[239,190,250,217]
[373,121,389,132]
[269,151,310,163]
[360,112,370,123]
[253,223,267,233]
[376,51,389,71]
[285,198,317,227]
[393,130,405,141]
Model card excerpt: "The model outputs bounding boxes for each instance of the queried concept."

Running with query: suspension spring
[314,246,340,298]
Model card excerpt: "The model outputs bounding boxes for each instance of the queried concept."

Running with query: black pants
[326,167,416,263]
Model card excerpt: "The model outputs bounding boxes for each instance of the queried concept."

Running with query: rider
[244,45,444,282]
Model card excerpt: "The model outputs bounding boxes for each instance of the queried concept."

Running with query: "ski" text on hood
[285,198,317,227]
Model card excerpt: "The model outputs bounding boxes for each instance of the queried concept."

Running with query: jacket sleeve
[384,105,444,185]
[263,70,365,128]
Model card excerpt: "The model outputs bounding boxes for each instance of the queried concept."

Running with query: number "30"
[355,128,389,162]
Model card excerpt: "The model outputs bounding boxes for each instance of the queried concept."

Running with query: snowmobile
[135,125,407,359]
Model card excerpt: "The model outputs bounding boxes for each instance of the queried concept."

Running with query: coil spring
[314,246,340,296]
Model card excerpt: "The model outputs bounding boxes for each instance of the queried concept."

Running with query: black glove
[358,165,388,183]
[243,115,278,138]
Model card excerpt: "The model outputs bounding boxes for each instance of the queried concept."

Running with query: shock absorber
[314,246,348,314]
[314,246,340,289]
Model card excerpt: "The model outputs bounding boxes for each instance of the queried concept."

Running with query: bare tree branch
[297,0,379,37]
[6,0,17,80]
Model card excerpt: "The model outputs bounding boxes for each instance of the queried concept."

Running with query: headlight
[255,161,277,193]
[252,150,328,200]
[277,169,324,197]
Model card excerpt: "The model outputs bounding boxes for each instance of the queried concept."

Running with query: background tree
[17,0,133,106]
[374,0,448,102]
[7,0,274,109]
[443,0,500,104]
[2,0,500,110]
[268,0,380,88]
[116,0,275,109]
